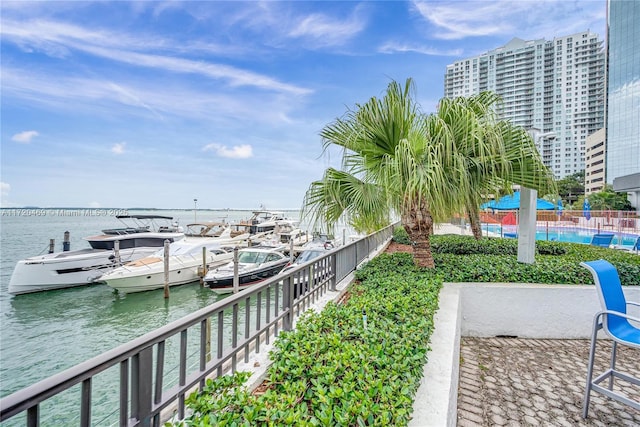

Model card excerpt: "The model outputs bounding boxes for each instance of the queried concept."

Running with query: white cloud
[0,19,312,96]
[111,142,126,154]
[88,201,101,208]
[203,143,253,159]
[2,63,305,124]
[378,42,463,56]
[412,0,606,41]
[288,11,366,48]
[12,130,39,143]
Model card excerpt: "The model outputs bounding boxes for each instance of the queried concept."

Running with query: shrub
[173,256,442,426]
[392,226,411,245]
[389,235,639,286]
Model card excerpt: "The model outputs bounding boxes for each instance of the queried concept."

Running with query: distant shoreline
[0,207,302,212]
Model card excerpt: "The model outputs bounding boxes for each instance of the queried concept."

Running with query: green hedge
[172,258,441,426]
[391,230,640,286]
[172,230,639,426]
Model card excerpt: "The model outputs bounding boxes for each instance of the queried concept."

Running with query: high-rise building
[607,0,640,210]
[444,31,605,180]
[585,128,606,194]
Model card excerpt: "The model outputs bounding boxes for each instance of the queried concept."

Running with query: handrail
[0,223,397,426]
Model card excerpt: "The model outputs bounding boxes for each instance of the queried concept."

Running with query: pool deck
[457,337,640,426]
[413,224,640,425]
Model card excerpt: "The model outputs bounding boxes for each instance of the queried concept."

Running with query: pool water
[482,224,639,246]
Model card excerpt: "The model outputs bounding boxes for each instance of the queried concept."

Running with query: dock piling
[233,247,239,294]
[63,231,70,251]
[163,239,170,298]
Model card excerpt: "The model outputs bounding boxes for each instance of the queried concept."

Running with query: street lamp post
[194,198,198,223]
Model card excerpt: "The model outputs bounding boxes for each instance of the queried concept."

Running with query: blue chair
[580,259,640,418]
[590,233,614,248]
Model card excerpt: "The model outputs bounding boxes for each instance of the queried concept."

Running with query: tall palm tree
[438,93,556,239]
[303,79,462,268]
[302,78,554,267]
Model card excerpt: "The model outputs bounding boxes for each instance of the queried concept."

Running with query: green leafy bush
[392,226,411,245]
[173,257,442,426]
[384,235,639,286]
[172,233,639,427]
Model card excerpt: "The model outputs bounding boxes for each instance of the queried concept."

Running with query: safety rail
[0,223,396,427]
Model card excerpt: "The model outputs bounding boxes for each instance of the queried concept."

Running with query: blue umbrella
[480,191,556,210]
[583,198,592,221]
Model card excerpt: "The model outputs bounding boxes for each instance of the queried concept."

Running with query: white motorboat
[238,210,292,234]
[8,215,184,295]
[98,221,251,294]
[256,220,311,250]
[274,220,312,246]
[98,240,235,294]
[204,245,290,294]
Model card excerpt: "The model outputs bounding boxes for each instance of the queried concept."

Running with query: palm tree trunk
[466,203,483,240]
[401,201,435,268]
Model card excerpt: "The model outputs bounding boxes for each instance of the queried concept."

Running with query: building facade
[444,32,605,180]
[585,128,606,194]
[607,0,640,210]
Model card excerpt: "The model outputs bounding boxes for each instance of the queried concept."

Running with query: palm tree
[437,93,556,239]
[302,79,554,267]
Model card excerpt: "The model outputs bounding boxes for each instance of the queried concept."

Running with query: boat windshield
[238,251,268,264]
[295,250,325,264]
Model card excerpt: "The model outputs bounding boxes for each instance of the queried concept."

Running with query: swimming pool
[482,224,640,247]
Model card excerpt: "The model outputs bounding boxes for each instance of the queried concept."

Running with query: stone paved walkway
[458,337,640,426]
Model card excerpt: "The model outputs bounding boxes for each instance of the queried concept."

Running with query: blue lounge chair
[580,260,640,418]
[589,233,614,248]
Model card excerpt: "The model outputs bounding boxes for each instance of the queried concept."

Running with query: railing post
[330,253,337,291]
[282,276,293,331]
[131,347,153,427]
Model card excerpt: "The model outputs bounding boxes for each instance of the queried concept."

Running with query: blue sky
[1,1,606,210]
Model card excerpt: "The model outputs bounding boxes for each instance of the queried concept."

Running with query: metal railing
[0,223,396,427]
[477,209,640,245]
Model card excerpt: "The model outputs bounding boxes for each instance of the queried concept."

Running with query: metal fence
[0,223,396,427]
[477,209,640,244]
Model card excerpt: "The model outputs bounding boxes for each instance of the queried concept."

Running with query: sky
[0,0,607,210]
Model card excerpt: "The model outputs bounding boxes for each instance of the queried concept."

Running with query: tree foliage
[584,184,633,211]
[302,78,555,267]
[556,171,585,205]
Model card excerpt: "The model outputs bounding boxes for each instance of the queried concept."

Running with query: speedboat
[280,241,335,275]
[8,215,184,295]
[279,240,336,296]
[257,220,311,250]
[97,241,234,294]
[204,245,290,294]
[274,220,312,247]
[237,210,291,234]
[98,222,250,294]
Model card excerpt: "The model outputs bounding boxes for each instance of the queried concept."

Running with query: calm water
[0,209,304,425]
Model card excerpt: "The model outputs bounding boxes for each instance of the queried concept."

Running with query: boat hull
[206,262,288,294]
[99,253,233,294]
[8,247,158,295]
